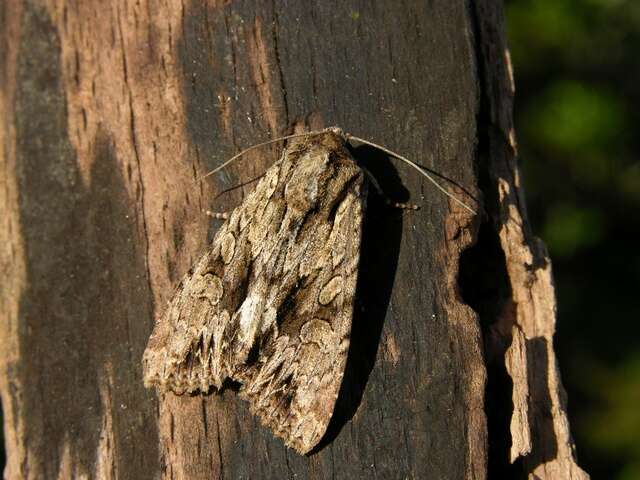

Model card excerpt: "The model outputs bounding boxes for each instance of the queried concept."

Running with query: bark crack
[215,411,224,480]
[116,5,155,331]
[270,0,289,126]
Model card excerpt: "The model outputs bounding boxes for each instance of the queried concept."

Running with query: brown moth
[143,128,364,454]
[142,127,475,454]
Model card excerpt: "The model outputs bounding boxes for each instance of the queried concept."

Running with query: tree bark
[0,1,587,479]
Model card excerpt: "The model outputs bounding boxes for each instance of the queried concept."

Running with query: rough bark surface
[0,1,586,479]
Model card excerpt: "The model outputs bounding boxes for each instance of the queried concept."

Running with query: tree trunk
[0,1,588,478]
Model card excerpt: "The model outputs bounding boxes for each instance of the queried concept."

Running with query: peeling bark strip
[0,1,585,479]
[465,1,589,478]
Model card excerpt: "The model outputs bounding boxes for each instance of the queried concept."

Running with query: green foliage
[543,203,604,258]
[506,0,640,477]
[582,357,640,480]
[526,82,624,155]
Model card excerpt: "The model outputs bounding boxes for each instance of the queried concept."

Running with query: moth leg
[362,167,420,210]
[205,210,229,220]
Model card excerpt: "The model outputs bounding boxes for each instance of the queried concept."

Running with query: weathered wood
[0,0,586,478]
[467,3,587,478]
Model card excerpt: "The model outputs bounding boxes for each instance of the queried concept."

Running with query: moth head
[283,130,352,213]
[322,126,345,137]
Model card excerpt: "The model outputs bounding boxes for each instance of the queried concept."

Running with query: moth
[142,127,474,454]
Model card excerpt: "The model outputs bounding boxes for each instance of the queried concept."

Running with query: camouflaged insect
[143,128,364,454]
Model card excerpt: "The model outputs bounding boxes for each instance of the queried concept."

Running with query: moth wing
[142,151,284,393]
[143,131,364,454]
[227,134,365,454]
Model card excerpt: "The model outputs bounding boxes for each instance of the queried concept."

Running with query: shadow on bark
[523,336,557,473]
[312,144,407,453]
[459,219,523,477]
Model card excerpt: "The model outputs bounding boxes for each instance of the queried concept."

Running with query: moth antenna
[200,128,477,215]
[346,134,478,215]
[198,131,325,182]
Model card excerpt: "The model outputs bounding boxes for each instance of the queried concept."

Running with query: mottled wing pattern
[143,130,365,454]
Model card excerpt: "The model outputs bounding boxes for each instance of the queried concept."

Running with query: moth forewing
[143,130,365,454]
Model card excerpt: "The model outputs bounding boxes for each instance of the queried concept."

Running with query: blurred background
[506,0,640,478]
